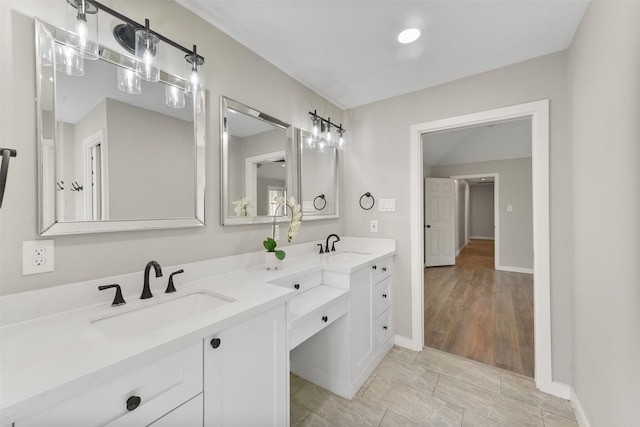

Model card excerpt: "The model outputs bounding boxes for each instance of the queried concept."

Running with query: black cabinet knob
[383,325,388,330]
[126,395,141,411]
[382,267,387,272]
[294,283,300,290]
[210,338,221,349]
[382,293,387,298]
[322,315,328,322]
[372,265,377,270]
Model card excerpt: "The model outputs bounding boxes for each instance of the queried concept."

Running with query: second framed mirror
[220,97,295,225]
[297,128,339,220]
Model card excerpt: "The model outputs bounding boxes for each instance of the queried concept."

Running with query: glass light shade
[38,30,54,66]
[117,67,141,95]
[135,29,159,82]
[185,63,205,100]
[55,43,84,76]
[338,135,345,150]
[65,0,99,60]
[165,85,185,108]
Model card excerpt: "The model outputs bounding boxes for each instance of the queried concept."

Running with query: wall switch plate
[370,220,378,233]
[378,199,396,212]
[23,240,55,275]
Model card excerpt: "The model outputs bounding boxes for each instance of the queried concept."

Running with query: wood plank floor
[424,241,534,377]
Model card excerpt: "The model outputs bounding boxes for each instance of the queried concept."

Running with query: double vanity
[0,237,395,426]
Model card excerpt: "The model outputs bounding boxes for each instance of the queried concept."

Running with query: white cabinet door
[350,268,374,379]
[204,305,288,427]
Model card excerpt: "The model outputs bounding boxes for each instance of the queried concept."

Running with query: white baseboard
[456,247,463,257]
[496,265,534,274]
[571,387,591,427]
[469,236,495,240]
[394,334,422,352]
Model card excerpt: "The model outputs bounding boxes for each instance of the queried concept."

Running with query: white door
[424,178,456,267]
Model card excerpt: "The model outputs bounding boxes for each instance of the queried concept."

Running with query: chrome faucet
[325,234,340,253]
[141,260,163,299]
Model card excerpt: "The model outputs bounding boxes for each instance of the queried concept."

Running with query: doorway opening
[408,100,567,397]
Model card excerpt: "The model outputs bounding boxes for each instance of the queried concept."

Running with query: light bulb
[313,121,319,137]
[339,135,344,148]
[75,18,88,48]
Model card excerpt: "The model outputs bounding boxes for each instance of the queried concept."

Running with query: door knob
[425,225,431,228]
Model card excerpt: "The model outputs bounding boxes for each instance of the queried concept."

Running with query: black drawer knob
[372,265,377,270]
[382,267,387,272]
[383,325,388,330]
[126,395,141,411]
[382,293,387,298]
[322,315,328,322]
[294,283,300,290]
[210,338,222,349]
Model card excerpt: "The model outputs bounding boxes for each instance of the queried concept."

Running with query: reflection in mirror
[221,97,294,225]
[298,129,339,220]
[36,20,205,235]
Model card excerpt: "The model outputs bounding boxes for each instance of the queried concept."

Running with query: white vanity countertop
[0,237,395,423]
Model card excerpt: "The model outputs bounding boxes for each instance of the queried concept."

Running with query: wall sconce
[165,85,185,108]
[308,110,346,150]
[135,19,159,82]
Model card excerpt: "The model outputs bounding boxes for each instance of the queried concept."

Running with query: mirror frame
[297,128,340,221]
[36,19,206,235]
[220,96,296,226]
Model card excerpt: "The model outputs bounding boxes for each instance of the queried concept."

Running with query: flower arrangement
[232,197,252,216]
[263,196,302,261]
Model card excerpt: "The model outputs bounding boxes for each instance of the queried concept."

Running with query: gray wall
[431,158,532,272]
[343,53,571,383]
[469,184,494,240]
[567,1,640,424]
[0,1,344,296]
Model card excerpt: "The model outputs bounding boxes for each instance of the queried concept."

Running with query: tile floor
[290,346,577,426]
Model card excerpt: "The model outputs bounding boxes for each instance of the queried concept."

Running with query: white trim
[571,387,592,427]
[408,100,555,395]
[394,334,422,352]
[455,247,463,257]
[496,266,534,274]
[469,236,495,240]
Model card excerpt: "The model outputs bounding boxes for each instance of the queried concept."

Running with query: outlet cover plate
[23,240,55,275]
[378,199,396,212]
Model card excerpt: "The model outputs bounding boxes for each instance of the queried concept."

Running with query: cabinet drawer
[149,393,203,426]
[18,342,203,427]
[290,294,349,350]
[274,270,323,295]
[374,277,392,318]
[375,309,393,349]
[371,257,393,283]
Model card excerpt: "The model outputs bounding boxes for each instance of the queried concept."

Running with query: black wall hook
[71,181,83,191]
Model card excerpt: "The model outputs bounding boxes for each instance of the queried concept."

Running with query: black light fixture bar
[309,110,346,134]
[89,0,205,64]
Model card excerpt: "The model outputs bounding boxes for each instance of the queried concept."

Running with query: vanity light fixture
[65,0,99,60]
[165,85,185,108]
[117,67,141,95]
[62,0,205,96]
[56,43,84,76]
[308,110,346,150]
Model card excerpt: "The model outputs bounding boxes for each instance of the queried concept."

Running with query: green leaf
[275,250,286,260]
[263,237,277,252]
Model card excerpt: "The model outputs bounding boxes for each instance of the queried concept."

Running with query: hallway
[424,251,534,377]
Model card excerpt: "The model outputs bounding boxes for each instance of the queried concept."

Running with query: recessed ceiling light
[397,28,420,44]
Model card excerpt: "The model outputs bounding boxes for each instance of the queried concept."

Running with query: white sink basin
[91,291,234,341]
[325,251,370,264]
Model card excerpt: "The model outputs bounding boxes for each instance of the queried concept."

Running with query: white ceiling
[177,0,589,109]
[422,117,531,167]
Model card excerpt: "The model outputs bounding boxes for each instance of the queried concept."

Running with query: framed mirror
[220,97,295,225]
[36,20,205,235]
[297,129,339,220]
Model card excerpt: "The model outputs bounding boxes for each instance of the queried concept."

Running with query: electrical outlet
[23,240,55,275]
[370,220,378,233]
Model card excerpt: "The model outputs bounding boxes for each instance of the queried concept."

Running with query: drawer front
[278,270,323,295]
[19,342,203,427]
[290,296,349,350]
[374,277,392,318]
[149,393,203,427]
[375,309,393,349]
[371,257,393,284]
